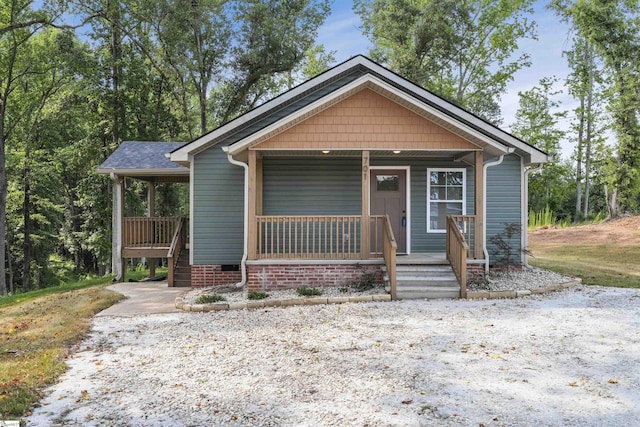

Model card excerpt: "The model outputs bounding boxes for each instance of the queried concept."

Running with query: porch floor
[397,253,447,265]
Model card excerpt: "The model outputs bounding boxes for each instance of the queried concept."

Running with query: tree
[512,77,571,217]
[565,36,607,220]
[354,0,537,123]
[554,0,640,216]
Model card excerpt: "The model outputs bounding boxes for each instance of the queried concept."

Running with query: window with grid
[427,169,466,232]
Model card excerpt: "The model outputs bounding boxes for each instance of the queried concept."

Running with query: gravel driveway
[29,285,640,426]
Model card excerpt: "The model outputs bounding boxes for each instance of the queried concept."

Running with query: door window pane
[376,175,399,191]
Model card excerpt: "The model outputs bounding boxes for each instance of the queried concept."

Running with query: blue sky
[316,1,577,155]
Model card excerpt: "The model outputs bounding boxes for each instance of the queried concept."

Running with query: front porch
[244,210,479,299]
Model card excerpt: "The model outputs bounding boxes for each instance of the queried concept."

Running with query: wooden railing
[167,217,187,287]
[381,214,397,300]
[446,215,472,298]
[123,217,180,248]
[369,215,385,256]
[448,215,477,259]
[256,216,362,259]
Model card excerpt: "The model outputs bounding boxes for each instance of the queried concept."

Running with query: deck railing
[256,215,362,259]
[381,214,397,300]
[446,215,473,298]
[369,215,386,256]
[167,217,187,287]
[123,217,180,248]
[448,215,477,259]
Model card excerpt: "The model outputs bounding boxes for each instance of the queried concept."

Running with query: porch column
[147,181,156,278]
[475,151,484,259]
[361,150,370,259]
[112,175,124,281]
[248,149,257,260]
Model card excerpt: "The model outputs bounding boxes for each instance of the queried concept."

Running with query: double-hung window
[427,168,466,233]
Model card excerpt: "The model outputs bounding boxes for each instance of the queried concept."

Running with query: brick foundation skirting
[247,263,383,291]
[191,265,242,287]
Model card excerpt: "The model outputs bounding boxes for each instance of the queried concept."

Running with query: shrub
[194,294,226,304]
[347,267,378,291]
[247,290,269,300]
[296,287,322,297]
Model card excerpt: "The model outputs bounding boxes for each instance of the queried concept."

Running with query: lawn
[528,216,640,288]
[0,270,157,418]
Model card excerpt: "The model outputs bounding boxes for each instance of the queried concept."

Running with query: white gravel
[28,284,640,426]
[183,267,573,305]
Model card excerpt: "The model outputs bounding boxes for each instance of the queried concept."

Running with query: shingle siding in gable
[486,154,522,264]
[192,146,244,265]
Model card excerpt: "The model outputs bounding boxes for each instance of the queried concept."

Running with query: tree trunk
[22,157,31,293]
[583,53,595,218]
[0,119,7,296]
[575,95,585,222]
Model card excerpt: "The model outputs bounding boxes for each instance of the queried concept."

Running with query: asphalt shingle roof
[98,141,188,171]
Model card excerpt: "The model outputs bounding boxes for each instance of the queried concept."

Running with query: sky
[316,0,578,156]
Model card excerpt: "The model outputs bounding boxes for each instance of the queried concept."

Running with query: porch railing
[381,214,397,300]
[167,217,187,287]
[446,215,475,298]
[123,217,180,248]
[448,215,477,259]
[256,215,362,259]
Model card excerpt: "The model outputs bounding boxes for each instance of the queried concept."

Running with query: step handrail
[167,217,186,287]
[446,215,468,298]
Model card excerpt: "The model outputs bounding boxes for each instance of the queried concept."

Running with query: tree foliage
[354,0,537,123]
[0,0,331,294]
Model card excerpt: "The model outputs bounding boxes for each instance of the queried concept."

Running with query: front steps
[383,264,460,300]
[172,249,192,287]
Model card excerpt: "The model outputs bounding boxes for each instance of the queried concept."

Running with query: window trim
[426,168,466,233]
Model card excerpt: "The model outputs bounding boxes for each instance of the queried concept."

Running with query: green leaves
[355,0,537,123]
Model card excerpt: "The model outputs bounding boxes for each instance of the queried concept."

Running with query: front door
[370,169,407,253]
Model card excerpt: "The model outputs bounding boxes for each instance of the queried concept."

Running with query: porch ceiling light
[322,150,331,154]
[393,150,401,154]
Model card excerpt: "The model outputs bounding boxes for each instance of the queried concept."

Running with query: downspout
[223,148,248,288]
[522,164,543,268]
[483,148,515,273]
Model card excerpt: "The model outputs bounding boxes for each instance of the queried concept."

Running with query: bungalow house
[97,56,547,299]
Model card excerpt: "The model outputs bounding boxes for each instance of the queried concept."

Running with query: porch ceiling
[256,149,477,158]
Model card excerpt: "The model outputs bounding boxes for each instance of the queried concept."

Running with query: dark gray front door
[371,169,407,253]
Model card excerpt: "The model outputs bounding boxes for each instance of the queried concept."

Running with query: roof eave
[96,167,190,176]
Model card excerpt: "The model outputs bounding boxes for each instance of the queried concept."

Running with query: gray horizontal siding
[486,154,522,265]
[262,157,361,215]
[372,158,475,253]
[192,146,244,265]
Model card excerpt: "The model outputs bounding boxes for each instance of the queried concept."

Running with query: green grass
[0,268,160,417]
[529,243,640,288]
[194,294,226,304]
[296,287,322,297]
[0,269,161,309]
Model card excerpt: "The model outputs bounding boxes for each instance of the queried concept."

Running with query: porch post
[248,149,257,260]
[147,181,156,278]
[475,150,484,259]
[361,150,370,259]
[112,175,124,281]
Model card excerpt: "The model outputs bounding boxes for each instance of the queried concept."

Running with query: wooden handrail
[381,214,397,300]
[448,215,477,259]
[167,217,186,287]
[446,215,469,298]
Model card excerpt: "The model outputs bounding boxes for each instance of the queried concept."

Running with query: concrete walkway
[96,281,188,317]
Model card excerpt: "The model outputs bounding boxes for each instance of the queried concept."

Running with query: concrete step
[396,287,461,300]
[397,279,458,288]
[383,263,460,300]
